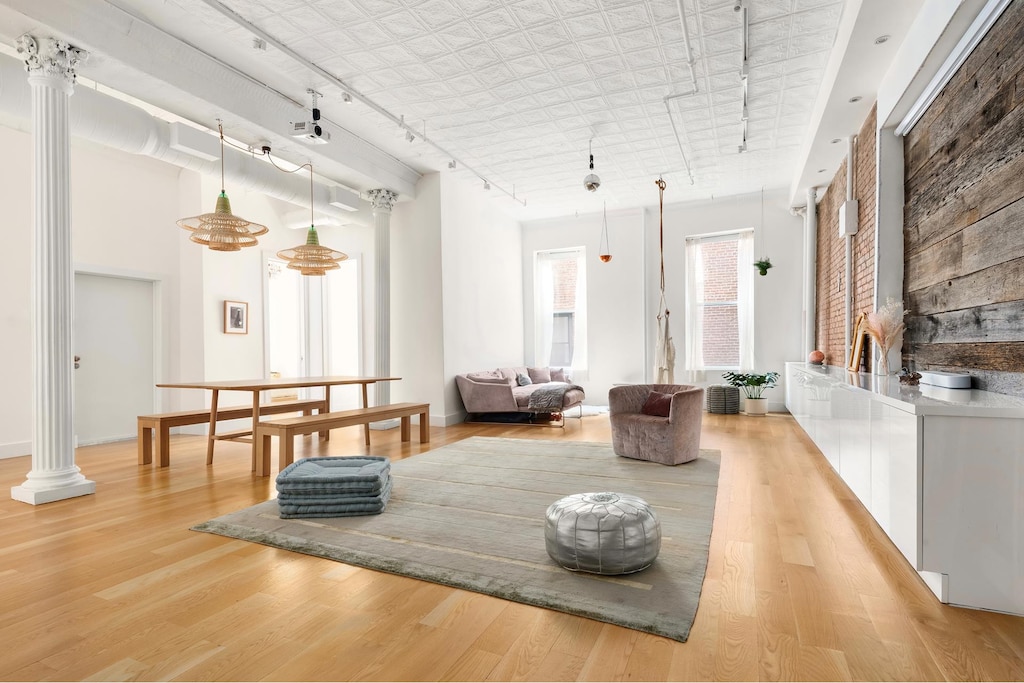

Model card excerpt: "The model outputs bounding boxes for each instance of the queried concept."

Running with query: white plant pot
[743,397,768,416]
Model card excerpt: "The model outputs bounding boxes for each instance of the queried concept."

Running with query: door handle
[74,355,80,370]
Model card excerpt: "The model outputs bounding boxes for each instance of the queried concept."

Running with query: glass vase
[876,346,890,376]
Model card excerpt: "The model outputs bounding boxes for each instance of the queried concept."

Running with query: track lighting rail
[199,0,526,207]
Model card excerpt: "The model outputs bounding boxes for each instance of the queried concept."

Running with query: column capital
[367,188,398,213]
[17,34,88,91]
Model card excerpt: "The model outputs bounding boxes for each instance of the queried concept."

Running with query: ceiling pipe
[844,135,856,360]
[673,0,699,95]
[197,0,527,207]
[662,0,700,185]
[0,53,365,225]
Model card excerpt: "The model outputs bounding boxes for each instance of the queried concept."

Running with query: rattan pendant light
[176,123,269,251]
[276,163,347,276]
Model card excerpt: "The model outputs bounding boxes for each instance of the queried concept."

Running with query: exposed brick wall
[552,258,577,312]
[701,240,739,366]
[815,105,878,368]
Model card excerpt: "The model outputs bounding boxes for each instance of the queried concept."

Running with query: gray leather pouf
[544,492,661,575]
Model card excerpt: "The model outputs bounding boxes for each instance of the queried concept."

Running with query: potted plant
[753,257,773,276]
[721,371,780,416]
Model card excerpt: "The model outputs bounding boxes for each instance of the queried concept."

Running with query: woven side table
[705,385,740,414]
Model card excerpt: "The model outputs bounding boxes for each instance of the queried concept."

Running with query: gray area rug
[192,436,721,642]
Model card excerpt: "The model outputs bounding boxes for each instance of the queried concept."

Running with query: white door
[74,273,155,445]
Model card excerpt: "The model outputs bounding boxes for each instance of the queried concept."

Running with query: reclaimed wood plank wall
[903,1,1024,394]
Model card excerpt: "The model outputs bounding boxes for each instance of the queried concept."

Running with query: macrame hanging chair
[655,177,676,383]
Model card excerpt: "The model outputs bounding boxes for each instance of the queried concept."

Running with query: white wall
[441,173,524,420]
[391,173,447,421]
[0,128,186,458]
[522,208,647,405]
[0,125,34,458]
[647,188,804,411]
[391,172,523,425]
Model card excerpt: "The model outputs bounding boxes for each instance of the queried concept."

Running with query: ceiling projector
[290,120,330,144]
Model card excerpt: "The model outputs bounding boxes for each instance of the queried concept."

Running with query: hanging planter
[754,257,773,276]
[754,188,772,276]
[599,202,612,262]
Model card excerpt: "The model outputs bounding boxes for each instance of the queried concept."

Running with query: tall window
[684,230,754,376]
[535,248,587,374]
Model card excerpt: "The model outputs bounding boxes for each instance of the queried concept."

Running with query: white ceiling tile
[563,80,605,99]
[410,0,465,30]
[490,33,536,59]
[433,25,487,50]
[472,8,522,38]
[576,35,620,58]
[507,54,549,77]
[401,35,448,59]
[575,95,610,113]
[749,0,794,22]
[631,67,669,87]
[614,27,659,52]
[564,14,610,40]
[345,20,393,47]
[508,0,559,26]
[622,48,665,70]
[555,63,596,84]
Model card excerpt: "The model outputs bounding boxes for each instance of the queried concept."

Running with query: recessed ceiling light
[849,96,862,103]
[830,138,841,144]
[874,35,891,44]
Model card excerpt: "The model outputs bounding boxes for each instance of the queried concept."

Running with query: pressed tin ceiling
[44,0,849,218]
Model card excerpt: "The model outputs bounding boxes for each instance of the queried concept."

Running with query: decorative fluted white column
[11,35,95,505]
[367,188,398,423]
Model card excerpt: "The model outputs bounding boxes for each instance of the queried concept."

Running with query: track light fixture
[583,138,601,192]
[405,130,415,142]
[483,180,491,190]
[448,160,457,169]
[342,92,352,103]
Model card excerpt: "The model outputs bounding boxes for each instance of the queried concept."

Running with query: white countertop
[787,362,1024,418]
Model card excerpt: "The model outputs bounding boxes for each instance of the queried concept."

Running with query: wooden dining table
[156,375,399,466]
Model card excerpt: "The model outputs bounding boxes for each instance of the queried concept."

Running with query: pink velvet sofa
[455,366,585,417]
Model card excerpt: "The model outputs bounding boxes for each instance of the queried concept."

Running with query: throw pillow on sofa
[641,391,673,417]
[516,374,533,386]
[550,367,572,383]
[528,367,552,384]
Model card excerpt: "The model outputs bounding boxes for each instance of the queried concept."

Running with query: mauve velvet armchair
[609,384,704,465]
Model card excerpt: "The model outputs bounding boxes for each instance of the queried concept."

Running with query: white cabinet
[785,363,1024,615]
[922,417,1024,613]
[868,401,920,568]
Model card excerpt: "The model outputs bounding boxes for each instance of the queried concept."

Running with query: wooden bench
[255,402,430,476]
[138,398,326,468]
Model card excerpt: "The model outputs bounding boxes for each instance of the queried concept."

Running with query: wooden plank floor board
[0,413,1022,680]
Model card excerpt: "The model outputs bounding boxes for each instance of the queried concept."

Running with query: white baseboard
[0,441,31,460]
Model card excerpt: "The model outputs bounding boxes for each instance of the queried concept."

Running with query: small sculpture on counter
[898,367,922,385]
[808,350,825,365]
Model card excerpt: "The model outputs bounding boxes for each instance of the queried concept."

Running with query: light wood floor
[1,413,1023,681]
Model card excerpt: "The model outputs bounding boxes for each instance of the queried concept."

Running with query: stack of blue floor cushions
[275,456,392,519]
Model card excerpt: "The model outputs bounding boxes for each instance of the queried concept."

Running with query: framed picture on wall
[224,300,248,335]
